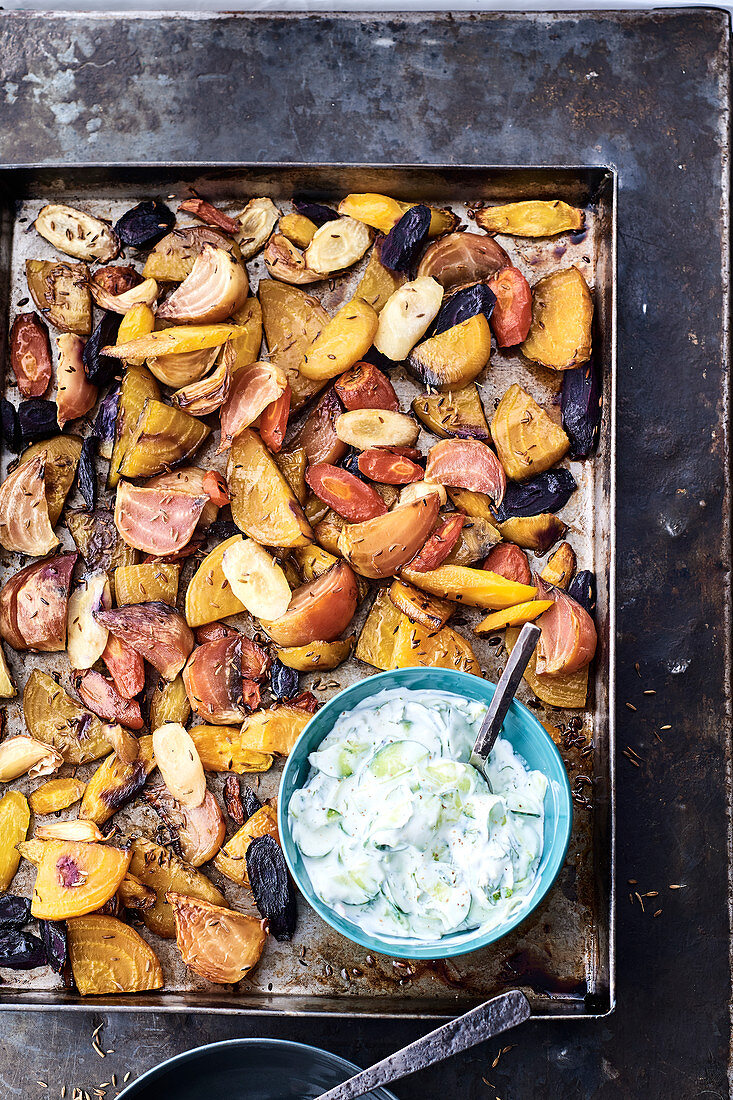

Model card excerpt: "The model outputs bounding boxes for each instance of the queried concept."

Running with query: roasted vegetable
[18,399,59,445]
[25,260,92,335]
[338,495,439,580]
[277,636,354,671]
[486,267,533,347]
[401,562,536,609]
[391,617,480,675]
[67,509,138,580]
[81,310,120,387]
[299,299,378,382]
[444,515,501,566]
[304,216,372,275]
[246,834,297,941]
[567,569,596,614]
[35,820,105,843]
[506,625,588,709]
[408,513,465,572]
[148,345,218,389]
[233,196,279,259]
[228,429,312,548]
[260,562,358,646]
[293,198,339,225]
[66,572,111,671]
[151,723,206,809]
[129,837,227,939]
[168,891,266,983]
[0,894,32,928]
[184,536,246,627]
[379,204,431,272]
[150,674,191,731]
[146,785,225,867]
[143,224,240,281]
[264,233,321,285]
[34,203,119,261]
[409,313,491,390]
[95,602,193,680]
[67,914,163,994]
[425,439,506,503]
[114,303,155,367]
[540,542,576,588]
[179,197,239,234]
[433,283,497,336]
[76,671,143,729]
[521,267,593,370]
[0,737,61,782]
[374,277,443,361]
[104,322,248,363]
[115,481,207,556]
[258,383,291,453]
[354,589,402,670]
[10,312,52,397]
[492,384,570,482]
[219,536,291,620]
[270,658,300,701]
[534,576,597,675]
[306,463,386,522]
[103,634,145,701]
[295,387,347,467]
[213,803,279,886]
[184,635,253,724]
[0,453,58,555]
[334,363,397,415]
[107,365,160,488]
[417,232,509,292]
[476,200,584,237]
[188,724,272,774]
[77,437,98,510]
[0,930,46,970]
[561,362,601,458]
[156,244,248,325]
[23,670,110,764]
[1,399,21,453]
[474,599,553,635]
[279,212,318,249]
[483,542,531,585]
[335,408,419,453]
[0,553,76,652]
[29,778,86,816]
[115,563,180,607]
[412,384,489,441]
[117,400,209,479]
[39,919,69,973]
[114,198,175,249]
[31,839,131,920]
[498,514,567,554]
[493,468,577,522]
[223,775,248,825]
[79,735,155,825]
[354,248,405,313]
[240,706,312,755]
[259,280,328,409]
[99,722,139,765]
[357,448,423,484]
[90,275,157,315]
[337,194,457,237]
[218,359,287,452]
[388,579,453,631]
[0,792,30,892]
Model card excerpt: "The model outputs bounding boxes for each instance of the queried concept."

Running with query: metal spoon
[312,989,530,1100]
[469,621,541,788]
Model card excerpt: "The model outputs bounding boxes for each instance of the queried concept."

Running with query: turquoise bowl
[278,666,573,961]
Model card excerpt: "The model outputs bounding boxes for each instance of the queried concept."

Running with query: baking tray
[0,163,615,1019]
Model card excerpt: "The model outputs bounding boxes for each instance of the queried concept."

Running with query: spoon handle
[313,990,530,1100]
[470,621,541,768]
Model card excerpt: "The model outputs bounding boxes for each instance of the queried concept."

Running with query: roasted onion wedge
[94,601,194,680]
[168,891,267,984]
[264,233,322,285]
[76,670,143,730]
[337,495,440,580]
[259,561,359,646]
[115,481,208,556]
[156,244,249,324]
[34,204,119,262]
[145,786,225,866]
[425,439,506,504]
[417,232,510,292]
[147,346,219,388]
[0,453,58,556]
[89,275,158,314]
[172,353,231,416]
[218,360,288,453]
[55,334,98,429]
[534,575,597,675]
[0,552,77,652]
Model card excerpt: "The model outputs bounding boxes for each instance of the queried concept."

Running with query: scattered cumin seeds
[669,883,687,890]
[654,909,662,917]
[625,702,637,711]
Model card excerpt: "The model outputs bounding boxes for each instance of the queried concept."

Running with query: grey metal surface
[0,7,728,1098]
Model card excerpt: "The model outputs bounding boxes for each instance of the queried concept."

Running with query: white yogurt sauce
[288,688,548,941]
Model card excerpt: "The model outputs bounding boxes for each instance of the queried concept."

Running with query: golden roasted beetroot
[115,481,208,557]
[491,384,570,482]
[102,634,145,700]
[183,635,256,724]
[486,267,533,347]
[521,267,593,370]
[10,312,52,397]
[354,589,402,670]
[67,914,163,995]
[143,224,241,282]
[259,280,328,410]
[338,495,440,580]
[476,200,584,238]
[425,439,506,504]
[354,247,406,312]
[228,429,312,548]
[29,777,86,816]
[55,334,98,428]
[114,563,180,608]
[277,636,354,672]
[295,387,347,466]
[218,360,288,452]
[506,625,588,709]
[240,707,311,755]
[408,513,465,572]
[76,670,143,729]
[0,453,58,556]
[168,891,266,984]
[334,361,399,412]
[540,542,576,589]
[80,735,155,825]
[388,580,453,631]
[483,543,532,585]
[259,562,358,646]
[392,617,480,676]
[213,803,279,886]
[409,314,491,390]
[474,599,554,635]
[444,516,501,566]
[0,552,76,652]
[18,435,82,527]
[185,536,247,627]
[498,514,567,554]
[23,670,110,764]
[299,298,378,381]
[401,562,537,609]
[188,724,273,774]
[150,674,192,730]
[31,840,132,920]
[417,232,510,292]
[95,602,194,680]
[145,786,226,866]
[118,400,210,480]
[306,463,387,522]
[411,384,489,440]
[0,791,30,891]
[534,576,597,675]
[107,365,160,489]
[129,837,227,939]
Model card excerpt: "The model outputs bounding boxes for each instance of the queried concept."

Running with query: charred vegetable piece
[259,280,328,410]
[76,670,143,729]
[374,277,444,361]
[425,438,506,503]
[118,400,210,479]
[264,233,321,285]
[0,930,46,970]
[306,463,386,522]
[240,707,311,756]
[476,200,584,238]
[10,312,52,397]
[115,481,207,556]
[521,267,593,370]
[357,449,423,485]
[296,386,347,467]
[417,232,509,293]
[491,383,570,482]
[79,735,155,825]
[228,429,312,548]
[401,563,537,609]
[82,310,120,387]
[486,267,533,347]
[0,453,58,556]
[492,468,577,522]
[498,514,567,554]
[561,362,601,458]
[0,894,31,929]
[1,399,21,453]
[35,203,119,261]
[179,197,240,234]
[29,778,86,816]
[483,543,531,585]
[567,569,596,614]
[95,602,193,680]
[339,495,440,580]
[379,204,431,272]
[26,260,92,336]
[444,515,501,566]
[67,914,163,995]
[213,803,279,886]
[241,783,263,820]
[408,513,465,572]
[107,365,159,488]
[129,837,227,939]
[270,658,300,701]
[246,834,297,941]
[409,314,491,390]
[0,553,76,652]
[185,536,246,627]
[392,617,481,676]
[77,437,97,510]
[168,891,266,984]
[334,361,399,412]
[23,670,109,764]
[31,840,131,920]
[67,510,138,581]
[260,562,358,646]
[354,589,402,670]
[433,283,496,336]
[145,786,225,866]
[189,725,273,775]
[388,579,453,631]
[39,920,68,975]
[114,200,175,250]
[0,792,30,892]
[293,198,339,225]
[223,775,246,825]
[540,542,576,589]
[18,399,59,445]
